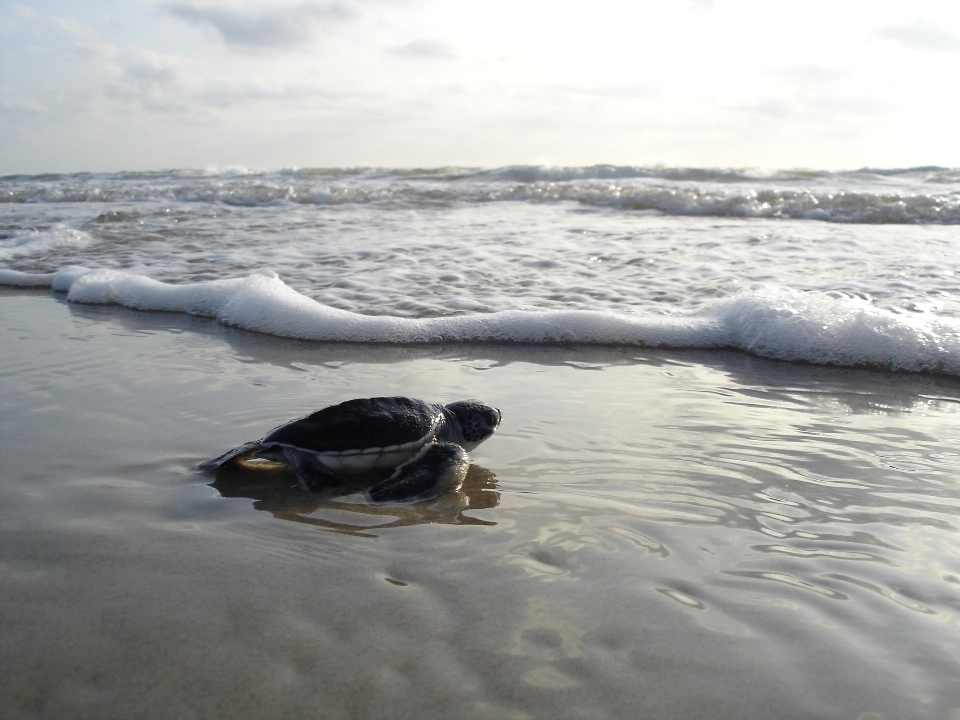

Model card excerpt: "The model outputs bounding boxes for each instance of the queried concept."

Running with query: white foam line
[57,268,724,345]
[0,269,60,287]
[3,267,960,376]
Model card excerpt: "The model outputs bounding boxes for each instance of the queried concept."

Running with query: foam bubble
[51,266,95,292]
[3,268,958,376]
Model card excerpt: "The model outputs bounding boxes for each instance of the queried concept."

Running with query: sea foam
[0,224,95,260]
[4,268,959,377]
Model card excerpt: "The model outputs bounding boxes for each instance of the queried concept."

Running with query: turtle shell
[261,397,443,467]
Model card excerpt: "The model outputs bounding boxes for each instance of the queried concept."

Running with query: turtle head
[443,399,501,451]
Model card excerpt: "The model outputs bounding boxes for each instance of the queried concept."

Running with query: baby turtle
[198,396,501,502]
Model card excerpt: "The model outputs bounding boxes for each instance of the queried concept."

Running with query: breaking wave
[3,267,959,376]
[0,224,96,260]
[3,166,959,224]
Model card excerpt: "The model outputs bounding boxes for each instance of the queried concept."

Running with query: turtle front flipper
[367,442,469,503]
[198,441,263,473]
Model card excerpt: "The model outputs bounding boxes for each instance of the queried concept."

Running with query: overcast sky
[2,0,960,173]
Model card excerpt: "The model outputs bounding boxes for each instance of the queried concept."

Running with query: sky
[2,0,960,173]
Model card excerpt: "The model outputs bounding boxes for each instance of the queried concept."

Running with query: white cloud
[4,0,960,172]
[550,82,658,100]
[166,1,354,48]
[67,42,118,62]
[0,94,45,118]
[388,38,455,59]
[12,4,38,21]
[874,20,960,52]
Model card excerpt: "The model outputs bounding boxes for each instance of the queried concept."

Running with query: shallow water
[3,291,960,718]
[4,198,960,319]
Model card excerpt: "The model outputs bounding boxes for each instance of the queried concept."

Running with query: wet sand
[3,289,960,719]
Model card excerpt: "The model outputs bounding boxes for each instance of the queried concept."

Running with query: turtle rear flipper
[278,447,342,492]
[198,441,263,473]
[367,442,469,503]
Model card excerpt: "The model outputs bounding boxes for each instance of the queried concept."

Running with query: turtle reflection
[210,463,499,536]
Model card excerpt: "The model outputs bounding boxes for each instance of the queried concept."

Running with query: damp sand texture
[3,291,960,719]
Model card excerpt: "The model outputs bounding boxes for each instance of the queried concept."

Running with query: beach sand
[3,289,960,719]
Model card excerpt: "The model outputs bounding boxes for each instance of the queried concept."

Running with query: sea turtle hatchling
[198,396,501,502]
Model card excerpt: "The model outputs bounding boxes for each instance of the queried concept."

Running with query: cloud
[778,65,846,86]
[0,94,46,118]
[198,82,347,109]
[388,39,456,59]
[744,65,888,121]
[68,41,118,63]
[166,2,353,48]
[124,62,178,87]
[740,91,888,122]
[551,82,657,100]
[874,20,960,53]
[93,46,192,114]
[12,4,38,21]
[10,4,99,42]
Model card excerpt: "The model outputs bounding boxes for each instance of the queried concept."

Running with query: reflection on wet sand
[210,463,499,535]
[8,293,960,718]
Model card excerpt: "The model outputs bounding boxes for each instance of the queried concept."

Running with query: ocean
[3,165,960,372]
[2,166,960,718]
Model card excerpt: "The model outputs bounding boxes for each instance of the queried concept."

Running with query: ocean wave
[2,166,959,224]
[0,224,96,260]
[8,165,958,184]
[3,268,958,377]
[473,184,960,223]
